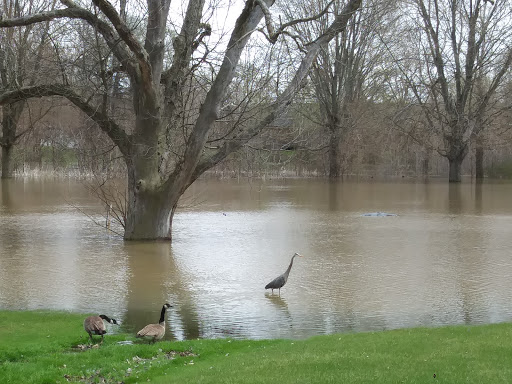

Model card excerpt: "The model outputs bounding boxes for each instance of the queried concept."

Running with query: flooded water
[1,177,512,340]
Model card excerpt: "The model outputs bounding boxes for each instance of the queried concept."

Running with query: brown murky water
[1,178,512,340]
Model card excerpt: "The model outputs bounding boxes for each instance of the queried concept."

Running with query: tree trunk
[446,128,468,183]
[124,182,179,240]
[328,129,340,179]
[1,145,13,179]
[421,148,431,179]
[475,138,484,180]
[1,102,25,178]
[123,111,178,240]
[448,157,463,182]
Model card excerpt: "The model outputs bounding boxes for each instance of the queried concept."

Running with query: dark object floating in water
[361,212,398,217]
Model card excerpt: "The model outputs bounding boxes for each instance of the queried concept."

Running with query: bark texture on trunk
[124,195,174,240]
[124,178,180,240]
[448,157,463,183]
[421,157,429,178]
[1,102,24,179]
[328,134,340,179]
[475,139,484,180]
[328,117,341,179]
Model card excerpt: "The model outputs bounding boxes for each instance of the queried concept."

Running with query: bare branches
[0,0,138,80]
[162,0,208,118]
[190,0,363,182]
[255,0,336,44]
[89,0,152,85]
[82,176,127,231]
[0,7,74,28]
[0,84,130,154]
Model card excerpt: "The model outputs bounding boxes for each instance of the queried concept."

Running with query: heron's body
[136,303,171,343]
[265,275,287,291]
[265,253,302,294]
[83,315,119,344]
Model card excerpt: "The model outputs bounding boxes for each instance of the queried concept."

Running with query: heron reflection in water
[265,252,303,295]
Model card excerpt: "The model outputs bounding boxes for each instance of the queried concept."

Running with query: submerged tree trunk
[445,123,469,183]
[124,185,178,240]
[448,140,467,182]
[1,145,13,179]
[328,133,340,178]
[328,116,341,179]
[475,137,484,180]
[448,157,463,183]
[421,148,430,178]
[1,102,24,179]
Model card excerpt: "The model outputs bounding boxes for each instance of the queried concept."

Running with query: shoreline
[1,310,511,383]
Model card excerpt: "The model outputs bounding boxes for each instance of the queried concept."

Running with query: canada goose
[83,314,119,344]
[265,252,303,294]
[136,303,172,343]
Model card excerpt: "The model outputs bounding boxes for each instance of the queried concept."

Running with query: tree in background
[281,0,394,179]
[0,0,55,178]
[390,0,512,182]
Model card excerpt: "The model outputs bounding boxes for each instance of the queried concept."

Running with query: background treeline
[2,0,512,181]
[8,91,512,180]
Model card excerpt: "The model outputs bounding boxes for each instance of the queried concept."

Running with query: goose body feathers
[136,303,172,343]
[83,314,119,343]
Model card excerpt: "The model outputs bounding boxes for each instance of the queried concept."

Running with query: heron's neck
[284,255,296,277]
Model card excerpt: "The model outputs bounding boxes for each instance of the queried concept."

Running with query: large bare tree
[0,0,362,239]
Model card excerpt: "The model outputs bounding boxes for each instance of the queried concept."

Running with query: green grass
[1,311,512,383]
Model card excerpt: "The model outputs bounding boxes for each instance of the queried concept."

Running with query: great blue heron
[83,314,120,344]
[265,252,303,294]
[136,303,172,343]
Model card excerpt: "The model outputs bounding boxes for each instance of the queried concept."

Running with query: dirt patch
[164,349,198,359]
[71,344,101,352]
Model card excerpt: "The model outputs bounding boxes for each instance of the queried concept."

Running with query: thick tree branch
[255,0,335,43]
[90,0,153,86]
[164,0,270,190]
[144,0,172,82]
[418,0,454,115]
[162,0,207,117]
[0,85,130,155]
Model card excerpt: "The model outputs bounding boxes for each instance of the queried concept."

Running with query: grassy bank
[1,311,512,383]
